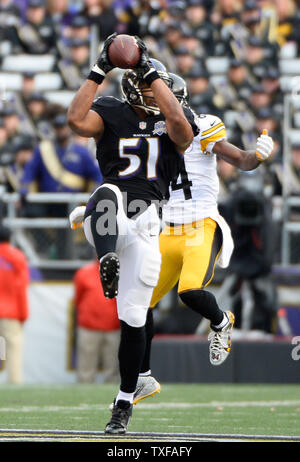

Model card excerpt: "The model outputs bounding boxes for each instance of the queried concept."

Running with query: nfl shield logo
[139,122,147,130]
[153,121,167,136]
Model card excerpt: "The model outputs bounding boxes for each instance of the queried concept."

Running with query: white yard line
[0,429,299,442]
[1,400,300,412]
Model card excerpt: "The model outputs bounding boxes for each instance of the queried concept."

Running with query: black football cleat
[105,399,132,434]
[99,252,120,299]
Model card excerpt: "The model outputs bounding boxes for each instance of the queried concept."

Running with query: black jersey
[91,96,198,209]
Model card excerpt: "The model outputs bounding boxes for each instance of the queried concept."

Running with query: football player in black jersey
[67,33,196,434]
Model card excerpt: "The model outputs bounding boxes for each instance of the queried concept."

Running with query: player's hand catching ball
[256,129,274,162]
[134,36,159,86]
[69,206,86,230]
[87,33,117,84]
[96,32,117,74]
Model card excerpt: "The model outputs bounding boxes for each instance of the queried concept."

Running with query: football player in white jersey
[133,73,274,404]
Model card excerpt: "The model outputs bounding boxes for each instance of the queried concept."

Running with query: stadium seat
[44,90,76,107]
[280,75,295,92]
[205,57,230,74]
[279,42,298,59]
[0,71,62,93]
[293,112,300,128]
[288,128,300,145]
[279,58,300,75]
[223,110,238,128]
[35,73,63,91]
[0,72,23,91]
[210,74,228,86]
[290,94,300,110]
[2,54,56,73]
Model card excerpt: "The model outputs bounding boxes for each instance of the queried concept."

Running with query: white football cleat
[133,375,161,405]
[208,310,235,366]
[109,376,161,411]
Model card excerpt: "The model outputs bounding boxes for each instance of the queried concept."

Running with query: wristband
[87,64,105,85]
[144,69,160,86]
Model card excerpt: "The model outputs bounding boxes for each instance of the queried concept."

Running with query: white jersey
[163,113,226,224]
[162,113,234,268]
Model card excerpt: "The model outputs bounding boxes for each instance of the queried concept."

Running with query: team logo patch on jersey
[139,121,147,130]
[153,121,167,136]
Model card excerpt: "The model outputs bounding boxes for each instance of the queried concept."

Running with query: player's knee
[179,289,205,306]
[179,289,219,317]
[93,186,119,211]
[122,307,148,328]
[93,188,119,226]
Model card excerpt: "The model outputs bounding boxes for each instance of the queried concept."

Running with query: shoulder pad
[196,114,227,153]
[91,96,124,123]
[196,114,224,134]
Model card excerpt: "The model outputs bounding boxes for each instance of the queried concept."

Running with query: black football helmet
[121,58,172,115]
[169,72,189,106]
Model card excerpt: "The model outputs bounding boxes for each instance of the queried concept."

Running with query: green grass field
[1,383,300,437]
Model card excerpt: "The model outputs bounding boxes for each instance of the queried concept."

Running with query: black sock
[179,289,224,326]
[140,308,154,374]
[118,321,146,393]
[90,187,119,260]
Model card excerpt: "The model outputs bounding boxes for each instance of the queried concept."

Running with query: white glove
[256,129,274,162]
[69,205,86,229]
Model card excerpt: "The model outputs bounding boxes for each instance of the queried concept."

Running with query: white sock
[212,312,228,330]
[116,390,134,404]
[139,370,151,377]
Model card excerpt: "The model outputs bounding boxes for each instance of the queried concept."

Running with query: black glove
[134,36,160,86]
[87,33,117,84]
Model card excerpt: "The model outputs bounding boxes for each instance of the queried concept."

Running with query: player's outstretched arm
[213,130,274,170]
[67,80,104,138]
[151,79,193,151]
[135,38,193,153]
[67,33,117,139]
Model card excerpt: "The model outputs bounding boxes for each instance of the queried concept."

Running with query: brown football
[108,34,141,69]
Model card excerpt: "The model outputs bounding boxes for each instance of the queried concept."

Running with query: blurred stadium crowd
[1,0,300,342]
[0,0,300,255]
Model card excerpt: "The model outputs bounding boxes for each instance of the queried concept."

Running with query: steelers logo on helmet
[121,59,172,116]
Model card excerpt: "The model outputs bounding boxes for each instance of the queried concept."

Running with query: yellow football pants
[150,218,222,307]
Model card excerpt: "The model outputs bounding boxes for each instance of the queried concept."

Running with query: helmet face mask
[169,72,189,106]
[121,59,172,116]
